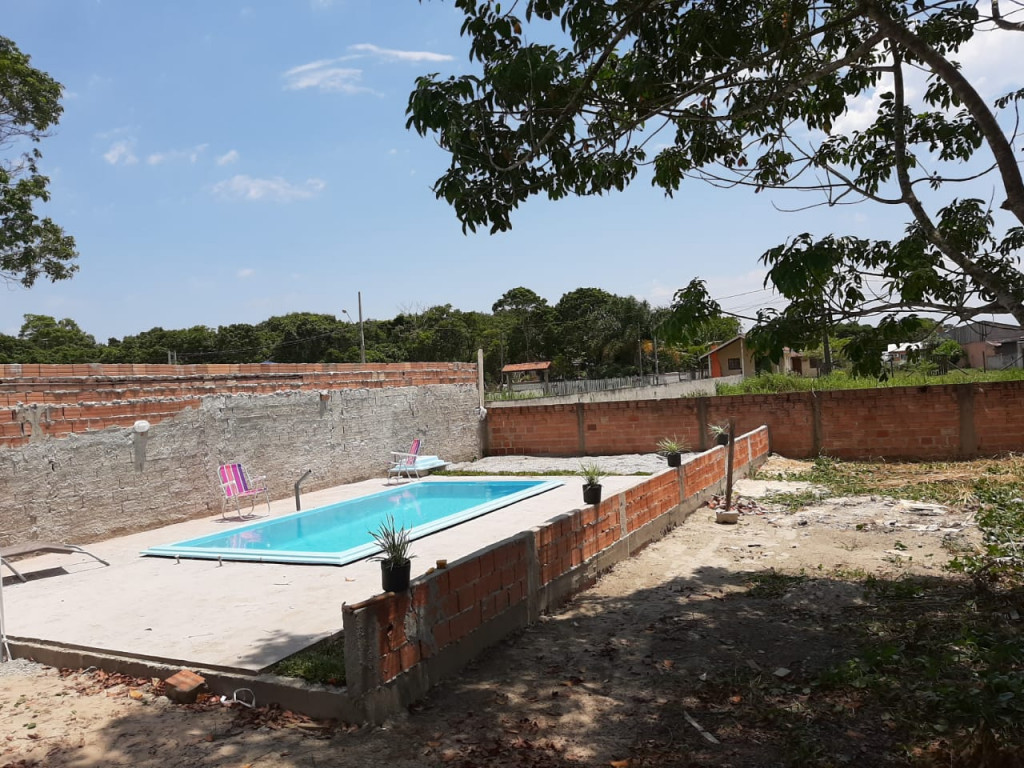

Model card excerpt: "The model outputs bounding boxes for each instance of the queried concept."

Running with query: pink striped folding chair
[386,438,422,484]
[217,463,271,519]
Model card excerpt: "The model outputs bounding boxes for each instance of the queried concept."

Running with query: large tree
[16,314,96,362]
[0,36,77,286]
[491,286,553,364]
[407,0,1024,373]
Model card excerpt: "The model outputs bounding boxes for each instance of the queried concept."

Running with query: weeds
[947,480,1024,591]
[745,569,807,598]
[269,635,346,686]
[763,453,1024,764]
[715,368,1024,397]
[763,488,828,512]
[815,575,1024,765]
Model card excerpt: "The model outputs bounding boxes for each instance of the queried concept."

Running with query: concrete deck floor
[1,473,653,673]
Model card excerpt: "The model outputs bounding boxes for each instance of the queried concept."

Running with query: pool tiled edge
[142,480,563,565]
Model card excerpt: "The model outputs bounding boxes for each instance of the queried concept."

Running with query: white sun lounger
[1,543,110,583]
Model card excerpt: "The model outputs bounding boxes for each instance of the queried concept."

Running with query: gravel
[445,453,686,476]
[0,657,46,678]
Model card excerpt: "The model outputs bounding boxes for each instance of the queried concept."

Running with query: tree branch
[888,41,1024,326]
[865,0,1024,224]
[991,0,1024,31]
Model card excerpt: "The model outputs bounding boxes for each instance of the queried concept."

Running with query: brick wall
[0,363,481,546]
[0,363,477,448]
[487,382,1024,460]
[343,427,770,721]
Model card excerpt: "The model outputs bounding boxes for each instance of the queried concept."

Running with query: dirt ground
[0,456,980,768]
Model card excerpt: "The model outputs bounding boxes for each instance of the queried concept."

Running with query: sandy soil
[0,456,978,768]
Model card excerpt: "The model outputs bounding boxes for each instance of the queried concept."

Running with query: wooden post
[724,418,736,511]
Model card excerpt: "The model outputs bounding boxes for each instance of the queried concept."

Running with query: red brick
[399,642,421,671]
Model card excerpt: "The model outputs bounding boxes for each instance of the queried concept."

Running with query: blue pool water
[142,480,562,566]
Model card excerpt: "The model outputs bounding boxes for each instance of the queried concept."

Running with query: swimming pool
[142,479,563,565]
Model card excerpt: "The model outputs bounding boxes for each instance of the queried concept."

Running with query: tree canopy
[0,282,698,381]
[406,0,1024,374]
[0,36,77,287]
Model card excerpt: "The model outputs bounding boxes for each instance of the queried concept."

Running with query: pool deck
[1,473,652,674]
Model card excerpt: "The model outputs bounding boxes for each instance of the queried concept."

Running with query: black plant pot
[666,452,682,468]
[715,433,730,446]
[582,483,603,506]
[381,559,412,592]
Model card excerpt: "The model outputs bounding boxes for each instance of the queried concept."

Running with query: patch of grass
[947,480,1024,590]
[745,569,807,598]
[762,454,1024,510]
[484,390,546,402]
[763,488,828,512]
[269,635,346,686]
[813,576,1024,765]
[778,456,1024,593]
[715,368,1024,396]
[864,573,928,600]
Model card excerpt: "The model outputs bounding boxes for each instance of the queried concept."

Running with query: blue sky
[4,1,1021,342]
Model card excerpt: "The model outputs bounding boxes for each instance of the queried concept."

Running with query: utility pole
[637,335,644,382]
[821,309,834,375]
[357,291,366,364]
[344,297,367,364]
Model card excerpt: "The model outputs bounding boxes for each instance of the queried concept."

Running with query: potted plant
[708,422,731,446]
[370,514,413,592]
[578,462,605,506]
[656,437,687,467]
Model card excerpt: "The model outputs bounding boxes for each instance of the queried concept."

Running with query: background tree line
[0,287,740,385]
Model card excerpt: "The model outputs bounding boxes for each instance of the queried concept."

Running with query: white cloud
[216,149,240,165]
[237,268,255,278]
[283,59,368,93]
[212,174,326,202]
[833,85,887,135]
[283,44,453,95]
[957,31,1024,100]
[146,143,208,166]
[835,31,1024,137]
[97,125,134,140]
[349,43,454,64]
[103,140,138,165]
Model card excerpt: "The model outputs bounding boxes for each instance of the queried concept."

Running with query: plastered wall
[0,363,481,546]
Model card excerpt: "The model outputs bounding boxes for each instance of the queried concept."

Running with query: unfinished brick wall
[0,363,477,447]
[487,382,1024,460]
[0,363,481,546]
[343,427,769,720]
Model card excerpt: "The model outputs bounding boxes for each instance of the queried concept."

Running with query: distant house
[777,347,822,378]
[883,342,923,365]
[699,335,755,378]
[943,321,1024,370]
[700,336,824,379]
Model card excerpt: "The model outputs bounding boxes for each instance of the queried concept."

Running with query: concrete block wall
[0,363,481,546]
[342,426,770,722]
[0,363,477,448]
[487,381,1024,460]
